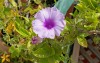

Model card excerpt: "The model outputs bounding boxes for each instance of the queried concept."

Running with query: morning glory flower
[32,7,66,39]
[31,36,43,44]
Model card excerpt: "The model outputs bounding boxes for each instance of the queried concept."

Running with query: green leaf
[33,45,55,58]
[0,0,4,3]
[21,16,30,23]
[27,41,31,49]
[81,0,96,9]
[77,36,88,47]
[34,0,41,4]
[93,36,100,44]
[0,2,4,11]
[15,21,30,37]
[54,0,57,3]
[52,42,62,55]
[66,21,73,31]
[70,10,79,17]
[84,13,99,30]
[9,0,17,8]
[9,46,21,58]
[38,56,57,63]
[0,21,4,30]
[75,3,87,12]
[38,58,50,63]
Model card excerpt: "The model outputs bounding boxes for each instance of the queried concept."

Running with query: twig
[18,0,22,9]
[0,38,9,53]
[88,30,100,35]
[27,0,30,6]
[4,0,9,7]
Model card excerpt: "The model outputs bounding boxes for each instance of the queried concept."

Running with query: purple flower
[32,7,66,39]
[31,36,42,44]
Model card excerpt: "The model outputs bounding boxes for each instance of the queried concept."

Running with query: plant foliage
[0,0,100,63]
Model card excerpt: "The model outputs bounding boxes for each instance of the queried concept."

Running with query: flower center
[44,18,55,29]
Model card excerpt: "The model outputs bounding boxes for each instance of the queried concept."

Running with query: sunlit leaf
[77,36,88,47]
[9,46,21,58]
[34,0,41,4]
[27,41,31,49]
[70,10,79,17]
[10,10,19,17]
[21,16,29,23]
[15,21,30,37]
[6,21,15,34]
[33,45,55,58]
[0,2,4,11]
[52,42,62,55]
[54,0,57,3]
[93,36,100,44]
[0,21,4,30]
[9,0,17,8]
[0,0,4,3]
[24,6,40,15]
[38,56,57,63]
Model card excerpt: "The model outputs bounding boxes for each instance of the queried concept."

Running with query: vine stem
[88,30,100,35]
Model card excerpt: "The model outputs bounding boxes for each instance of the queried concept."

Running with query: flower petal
[33,26,45,35]
[32,7,66,39]
[34,8,51,21]
[6,58,10,62]
[46,28,55,39]
[51,7,64,21]
[34,11,45,21]
[54,26,63,36]
[32,19,43,26]
[55,20,66,27]
[33,20,46,38]
[62,20,66,26]
[6,55,10,58]
[2,58,5,63]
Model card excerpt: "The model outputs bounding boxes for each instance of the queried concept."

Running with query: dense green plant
[70,0,100,46]
[0,0,72,63]
[0,0,100,63]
